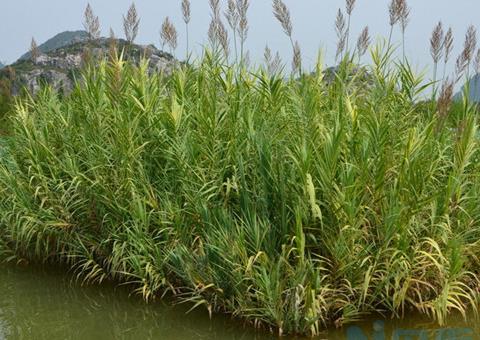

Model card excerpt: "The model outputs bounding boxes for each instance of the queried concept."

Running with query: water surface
[0,265,477,339]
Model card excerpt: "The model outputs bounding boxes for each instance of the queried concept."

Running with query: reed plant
[0,0,480,337]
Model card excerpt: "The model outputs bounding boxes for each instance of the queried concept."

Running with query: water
[0,264,477,340]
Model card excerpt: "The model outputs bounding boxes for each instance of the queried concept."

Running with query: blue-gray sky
[1,0,478,78]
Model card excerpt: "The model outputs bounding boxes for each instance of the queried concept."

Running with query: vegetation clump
[1,0,480,336]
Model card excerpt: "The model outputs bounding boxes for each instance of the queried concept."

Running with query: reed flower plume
[225,0,239,30]
[108,28,117,59]
[83,4,101,40]
[464,25,477,66]
[181,0,191,56]
[264,45,282,75]
[345,0,356,52]
[272,0,293,45]
[160,17,178,54]
[430,22,444,65]
[236,0,249,62]
[398,0,410,60]
[430,21,444,94]
[388,0,401,46]
[273,0,300,72]
[208,17,230,59]
[335,9,347,61]
[436,78,454,131]
[442,27,454,81]
[217,20,230,58]
[346,0,355,15]
[456,25,477,81]
[225,0,239,60]
[292,40,302,75]
[209,0,221,20]
[30,37,40,63]
[455,53,469,83]
[182,0,191,24]
[123,3,140,44]
[356,26,371,58]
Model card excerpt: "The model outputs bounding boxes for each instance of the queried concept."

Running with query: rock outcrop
[0,33,176,96]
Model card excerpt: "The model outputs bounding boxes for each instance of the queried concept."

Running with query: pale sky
[0,0,478,78]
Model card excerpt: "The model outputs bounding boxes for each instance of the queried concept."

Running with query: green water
[0,265,477,340]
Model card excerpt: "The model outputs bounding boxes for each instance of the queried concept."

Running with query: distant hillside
[19,30,89,61]
[0,62,4,69]
[455,74,480,103]
[0,34,175,96]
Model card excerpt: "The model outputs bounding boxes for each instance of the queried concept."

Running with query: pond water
[0,264,477,340]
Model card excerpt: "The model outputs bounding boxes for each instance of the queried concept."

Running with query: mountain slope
[0,36,175,96]
[19,31,89,61]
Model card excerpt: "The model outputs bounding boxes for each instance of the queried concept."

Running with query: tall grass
[1,1,480,337]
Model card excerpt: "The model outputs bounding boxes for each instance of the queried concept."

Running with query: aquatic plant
[0,0,480,337]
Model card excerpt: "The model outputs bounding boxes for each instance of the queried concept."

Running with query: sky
[1,0,479,79]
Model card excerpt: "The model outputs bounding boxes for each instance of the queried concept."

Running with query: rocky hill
[19,31,89,61]
[0,33,176,97]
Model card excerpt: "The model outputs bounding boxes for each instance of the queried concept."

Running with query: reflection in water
[0,265,478,340]
[0,265,280,340]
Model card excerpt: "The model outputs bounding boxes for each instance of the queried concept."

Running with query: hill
[0,34,176,96]
[19,30,89,61]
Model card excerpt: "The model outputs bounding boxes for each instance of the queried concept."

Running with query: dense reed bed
[2,0,480,336]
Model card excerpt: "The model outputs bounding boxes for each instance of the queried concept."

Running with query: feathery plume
[444,27,454,64]
[292,40,302,75]
[226,0,239,60]
[181,0,191,56]
[346,0,356,15]
[430,22,444,64]
[398,0,410,59]
[236,0,250,59]
[217,20,230,58]
[182,0,191,24]
[335,9,347,61]
[398,0,410,33]
[388,0,401,47]
[442,27,454,81]
[345,0,356,52]
[272,0,293,39]
[464,25,477,65]
[455,25,477,81]
[437,78,454,126]
[226,0,239,30]
[455,53,468,83]
[430,22,444,96]
[30,37,40,63]
[389,0,401,26]
[161,17,178,54]
[264,45,272,64]
[123,3,140,44]
[357,26,371,58]
[210,0,221,20]
[264,45,282,75]
[208,17,229,58]
[83,4,101,40]
[108,28,117,59]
